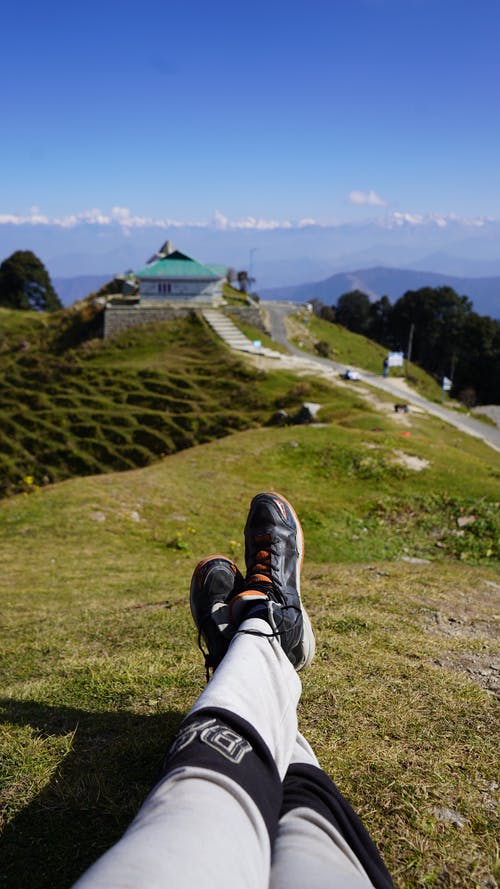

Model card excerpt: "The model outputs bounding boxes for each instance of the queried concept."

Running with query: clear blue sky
[2,0,500,225]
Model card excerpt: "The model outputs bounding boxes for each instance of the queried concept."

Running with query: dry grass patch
[299,562,499,888]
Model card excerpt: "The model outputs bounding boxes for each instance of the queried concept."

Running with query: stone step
[202,310,283,360]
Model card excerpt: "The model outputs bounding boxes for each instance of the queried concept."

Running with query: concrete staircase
[202,309,283,359]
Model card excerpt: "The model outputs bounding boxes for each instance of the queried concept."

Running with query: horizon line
[0,207,496,233]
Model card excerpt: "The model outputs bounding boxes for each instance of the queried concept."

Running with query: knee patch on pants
[162,707,283,843]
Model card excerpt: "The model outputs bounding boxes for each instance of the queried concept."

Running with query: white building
[135,241,225,305]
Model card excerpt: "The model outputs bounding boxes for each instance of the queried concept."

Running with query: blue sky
[2,0,500,227]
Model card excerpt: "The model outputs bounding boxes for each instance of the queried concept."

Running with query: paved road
[264,301,500,453]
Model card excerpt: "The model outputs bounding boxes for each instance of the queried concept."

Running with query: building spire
[157,240,175,257]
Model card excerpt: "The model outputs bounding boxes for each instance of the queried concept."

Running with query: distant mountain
[53,274,114,306]
[2,213,500,312]
[409,253,500,278]
[2,213,500,290]
[263,266,500,318]
[53,264,500,315]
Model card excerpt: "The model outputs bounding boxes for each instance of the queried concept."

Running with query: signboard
[442,376,452,391]
[388,351,404,367]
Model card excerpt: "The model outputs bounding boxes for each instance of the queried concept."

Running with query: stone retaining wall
[103,305,196,338]
[104,303,268,338]
[225,305,269,334]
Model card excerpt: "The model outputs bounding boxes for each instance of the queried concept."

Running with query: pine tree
[0,250,62,311]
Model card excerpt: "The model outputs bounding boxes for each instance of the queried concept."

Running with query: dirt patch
[421,581,500,696]
[250,352,335,380]
[433,650,500,697]
[363,444,430,471]
[421,607,498,642]
[393,450,430,471]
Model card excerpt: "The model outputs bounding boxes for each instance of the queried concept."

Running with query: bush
[314,340,332,358]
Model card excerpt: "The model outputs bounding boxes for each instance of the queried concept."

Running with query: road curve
[264,301,500,453]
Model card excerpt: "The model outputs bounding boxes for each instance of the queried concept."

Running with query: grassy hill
[0,305,350,497]
[285,311,445,402]
[1,306,499,888]
[0,302,472,498]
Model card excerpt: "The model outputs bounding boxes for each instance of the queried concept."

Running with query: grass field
[0,306,348,497]
[1,306,499,887]
[1,414,499,888]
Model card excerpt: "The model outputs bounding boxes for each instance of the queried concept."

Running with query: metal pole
[249,248,257,300]
[406,322,415,378]
[407,322,415,363]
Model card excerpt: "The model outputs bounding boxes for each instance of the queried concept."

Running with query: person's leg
[73,621,301,889]
[73,493,313,889]
[270,734,394,889]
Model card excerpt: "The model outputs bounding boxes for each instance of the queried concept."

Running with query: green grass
[1,418,499,887]
[0,307,347,497]
[470,410,497,427]
[288,312,444,402]
[1,306,499,887]
[222,281,251,305]
[225,310,290,353]
[0,307,52,339]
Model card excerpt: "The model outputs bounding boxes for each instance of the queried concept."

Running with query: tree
[319,304,335,323]
[308,298,324,317]
[389,286,472,377]
[335,290,372,335]
[236,270,249,293]
[0,251,62,311]
[453,312,500,404]
[368,295,392,345]
[236,270,257,296]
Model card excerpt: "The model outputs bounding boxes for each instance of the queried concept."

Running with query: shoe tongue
[243,578,272,595]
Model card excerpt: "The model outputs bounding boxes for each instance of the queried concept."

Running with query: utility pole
[249,248,257,301]
[407,322,415,364]
[450,352,457,380]
[406,322,415,377]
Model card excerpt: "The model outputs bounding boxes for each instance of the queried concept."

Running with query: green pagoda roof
[206,264,228,277]
[136,254,222,280]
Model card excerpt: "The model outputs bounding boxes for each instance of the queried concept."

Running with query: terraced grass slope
[0,306,341,497]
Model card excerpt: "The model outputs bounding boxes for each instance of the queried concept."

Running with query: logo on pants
[168,718,252,764]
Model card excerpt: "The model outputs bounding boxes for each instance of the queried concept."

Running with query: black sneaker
[229,492,315,671]
[190,555,244,676]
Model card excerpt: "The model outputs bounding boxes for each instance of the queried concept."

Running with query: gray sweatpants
[73,618,390,889]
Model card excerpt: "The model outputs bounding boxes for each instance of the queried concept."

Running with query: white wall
[139,278,223,302]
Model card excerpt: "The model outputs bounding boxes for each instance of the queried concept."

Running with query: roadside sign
[388,351,404,367]
[442,376,452,391]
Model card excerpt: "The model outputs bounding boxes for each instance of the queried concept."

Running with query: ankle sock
[243,602,270,622]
